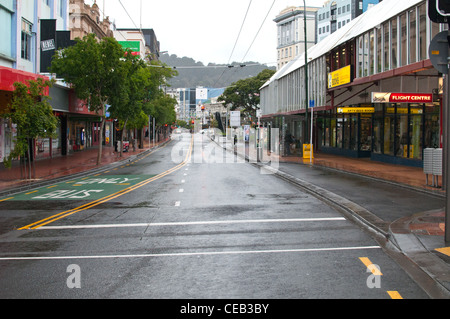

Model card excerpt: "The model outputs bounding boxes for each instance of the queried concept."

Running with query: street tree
[109,58,177,155]
[218,69,275,122]
[50,34,127,165]
[145,92,177,138]
[3,78,58,179]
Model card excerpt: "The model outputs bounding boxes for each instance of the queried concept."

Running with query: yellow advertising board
[337,107,375,113]
[328,65,352,89]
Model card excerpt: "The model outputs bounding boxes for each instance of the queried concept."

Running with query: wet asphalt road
[0,131,430,300]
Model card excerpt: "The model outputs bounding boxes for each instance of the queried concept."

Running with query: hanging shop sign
[328,65,352,89]
[371,92,433,103]
[337,107,374,113]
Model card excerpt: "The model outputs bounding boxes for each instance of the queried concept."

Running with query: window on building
[21,19,33,61]
[391,17,397,69]
[418,3,427,60]
[0,6,13,58]
[369,30,374,75]
[409,8,417,64]
[377,26,382,73]
[400,13,407,66]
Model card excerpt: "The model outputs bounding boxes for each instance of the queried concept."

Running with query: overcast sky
[85,0,326,66]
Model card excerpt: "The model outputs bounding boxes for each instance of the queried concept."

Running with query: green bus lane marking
[8,175,155,201]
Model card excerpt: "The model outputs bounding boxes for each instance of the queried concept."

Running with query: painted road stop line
[10,175,155,201]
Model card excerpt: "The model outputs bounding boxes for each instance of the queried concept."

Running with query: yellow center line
[0,197,14,203]
[359,257,383,275]
[18,137,193,230]
[387,291,403,299]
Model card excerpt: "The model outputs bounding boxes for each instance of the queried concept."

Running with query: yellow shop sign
[337,107,375,113]
[328,65,352,88]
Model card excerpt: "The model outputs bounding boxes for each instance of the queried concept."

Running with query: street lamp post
[304,0,309,144]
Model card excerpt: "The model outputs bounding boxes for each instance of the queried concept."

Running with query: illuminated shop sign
[328,65,352,88]
[371,92,432,103]
[337,107,374,113]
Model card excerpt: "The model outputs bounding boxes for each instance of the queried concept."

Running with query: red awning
[0,66,49,92]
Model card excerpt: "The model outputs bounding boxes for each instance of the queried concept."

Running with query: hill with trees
[159,53,276,89]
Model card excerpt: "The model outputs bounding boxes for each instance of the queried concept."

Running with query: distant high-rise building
[274,6,319,70]
[317,0,381,43]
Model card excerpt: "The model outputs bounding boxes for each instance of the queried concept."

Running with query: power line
[240,0,277,63]
[228,0,253,65]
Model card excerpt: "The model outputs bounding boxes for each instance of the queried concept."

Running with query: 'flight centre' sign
[371,92,433,103]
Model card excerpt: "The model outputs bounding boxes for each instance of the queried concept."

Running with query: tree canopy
[51,34,177,163]
[218,69,275,119]
[3,78,58,172]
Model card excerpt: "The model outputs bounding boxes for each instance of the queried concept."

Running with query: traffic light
[428,0,450,23]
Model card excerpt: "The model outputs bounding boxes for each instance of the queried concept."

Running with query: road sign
[429,31,449,74]
[428,0,449,23]
[230,111,241,127]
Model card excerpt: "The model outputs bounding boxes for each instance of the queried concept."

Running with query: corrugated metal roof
[261,0,423,89]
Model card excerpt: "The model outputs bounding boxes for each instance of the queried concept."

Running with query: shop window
[336,115,343,148]
[409,106,423,160]
[396,106,408,157]
[330,116,337,147]
[384,106,395,155]
[373,104,384,154]
[350,115,358,151]
[343,115,350,149]
[424,105,440,149]
[360,114,371,151]
[324,115,330,147]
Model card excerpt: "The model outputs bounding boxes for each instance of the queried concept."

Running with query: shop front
[68,91,103,153]
[0,66,50,163]
[318,92,441,167]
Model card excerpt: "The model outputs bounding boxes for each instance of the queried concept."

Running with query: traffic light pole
[445,69,450,244]
[445,26,450,244]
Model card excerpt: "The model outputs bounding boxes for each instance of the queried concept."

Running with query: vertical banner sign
[40,19,57,73]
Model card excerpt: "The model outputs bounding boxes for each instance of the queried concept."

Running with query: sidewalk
[0,139,169,195]
[216,136,449,298]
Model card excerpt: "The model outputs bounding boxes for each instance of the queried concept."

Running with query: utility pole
[303,0,309,144]
[428,0,450,244]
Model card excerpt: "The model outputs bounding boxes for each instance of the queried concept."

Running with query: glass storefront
[319,102,440,164]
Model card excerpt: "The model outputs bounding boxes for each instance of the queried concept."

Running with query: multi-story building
[69,0,113,40]
[1,0,162,164]
[113,28,161,61]
[261,0,446,168]
[317,0,381,43]
[275,6,318,70]
[0,0,69,163]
